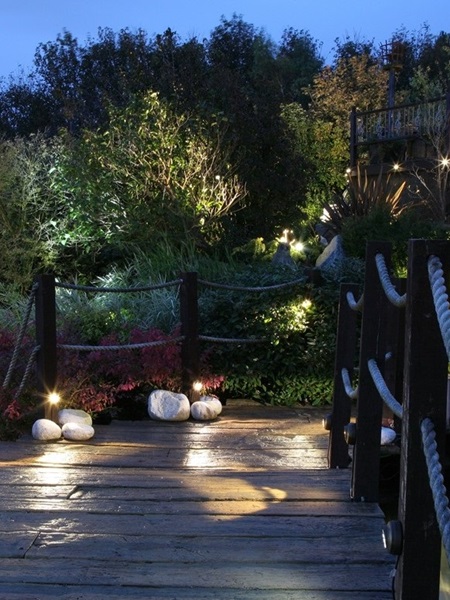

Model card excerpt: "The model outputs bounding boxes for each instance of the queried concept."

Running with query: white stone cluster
[32,408,95,442]
[147,390,223,421]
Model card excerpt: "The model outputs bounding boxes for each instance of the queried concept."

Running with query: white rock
[32,419,62,441]
[148,390,190,421]
[200,395,223,416]
[381,426,396,445]
[62,422,95,441]
[58,408,92,426]
[191,400,218,421]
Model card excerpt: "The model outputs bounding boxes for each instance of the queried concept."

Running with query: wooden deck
[0,399,394,599]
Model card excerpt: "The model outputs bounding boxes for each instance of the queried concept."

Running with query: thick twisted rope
[199,335,266,343]
[428,255,450,359]
[198,277,306,293]
[367,358,403,419]
[55,279,182,293]
[375,253,407,308]
[346,291,364,312]
[2,282,39,389]
[14,345,40,399]
[58,336,185,352]
[341,368,359,399]
[421,418,450,565]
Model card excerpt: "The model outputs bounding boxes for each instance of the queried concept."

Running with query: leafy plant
[322,166,408,236]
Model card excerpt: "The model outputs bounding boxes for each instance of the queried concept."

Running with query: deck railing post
[351,241,392,502]
[180,272,200,403]
[394,239,449,600]
[328,282,360,468]
[34,273,58,421]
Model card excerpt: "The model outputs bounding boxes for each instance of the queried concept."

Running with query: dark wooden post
[394,240,449,600]
[34,274,58,421]
[180,272,200,403]
[351,241,392,502]
[328,283,360,468]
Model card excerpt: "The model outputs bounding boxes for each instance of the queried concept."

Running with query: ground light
[190,380,203,403]
[46,391,60,422]
[383,519,403,555]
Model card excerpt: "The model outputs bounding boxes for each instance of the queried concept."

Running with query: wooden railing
[33,269,312,418]
[327,239,450,599]
[350,94,450,166]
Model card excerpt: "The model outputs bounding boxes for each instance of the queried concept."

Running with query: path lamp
[46,392,61,423]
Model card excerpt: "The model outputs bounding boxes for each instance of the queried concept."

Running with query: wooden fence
[33,269,310,419]
[327,239,450,599]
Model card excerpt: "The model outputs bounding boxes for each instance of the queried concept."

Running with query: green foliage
[197,261,338,405]
[322,167,408,236]
[341,206,445,272]
[0,135,69,291]
[53,91,246,253]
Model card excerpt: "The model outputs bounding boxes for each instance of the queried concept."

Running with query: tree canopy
[0,17,449,285]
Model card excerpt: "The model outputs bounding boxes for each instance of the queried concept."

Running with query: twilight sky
[1,0,448,78]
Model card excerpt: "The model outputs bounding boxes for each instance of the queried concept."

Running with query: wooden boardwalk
[0,399,394,599]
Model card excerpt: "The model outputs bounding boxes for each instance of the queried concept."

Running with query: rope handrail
[421,417,450,565]
[346,290,364,312]
[197,277,307,293]
[2,282,39,389]
[58,336,185,352]
[375,253,407,308]
[367,358,403,419]
[55,279,183,293]
[341,367,359,399]
[14,345,40,399]
[198,334,266,343]
[428,255,450,360]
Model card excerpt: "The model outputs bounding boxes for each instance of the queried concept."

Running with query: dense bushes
[0,244,361,436]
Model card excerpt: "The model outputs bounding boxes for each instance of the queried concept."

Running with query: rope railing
[428,255,450,359]
[55,279,182,293]
[2,282,39,390]
[367,358,403,419]
[375,253,407,308]
[197,276,307,293]
[346,290,364,312]
[14,345,40,399]
[329,241,450,597]
[421,417,450,564]
[198,334,266,343]
[58,336,185,352]
[34,269,315,408]
[341,367,359,400]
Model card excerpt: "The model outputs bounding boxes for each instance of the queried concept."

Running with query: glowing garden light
[192,381,203,393]
[48,392,61,405]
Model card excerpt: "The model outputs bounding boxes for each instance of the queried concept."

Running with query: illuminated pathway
[0,399,394,599]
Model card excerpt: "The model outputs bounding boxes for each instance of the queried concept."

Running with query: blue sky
[1,0,449,79]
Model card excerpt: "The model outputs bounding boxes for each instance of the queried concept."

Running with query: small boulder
[315,234,345,272]
[190,401,218,421]
[62,422,95,441]
[200,395,223,416]
[32,419,62,441]
[148,390,190,421]
[381,426,396,445]
[58,408,92,427]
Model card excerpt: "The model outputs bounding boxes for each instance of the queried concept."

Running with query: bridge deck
[0,399,394,599]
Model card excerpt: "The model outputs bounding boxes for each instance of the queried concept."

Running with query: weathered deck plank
[0,400,394,599]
